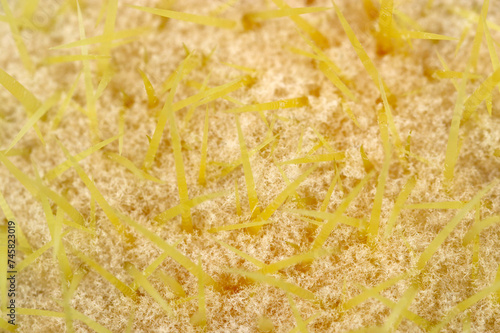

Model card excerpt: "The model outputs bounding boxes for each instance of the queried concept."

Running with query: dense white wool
[0,0,500,332]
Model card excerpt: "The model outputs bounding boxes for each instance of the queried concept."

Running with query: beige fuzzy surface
[1,0,500,332]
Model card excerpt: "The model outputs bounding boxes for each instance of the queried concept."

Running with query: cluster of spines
[0,0,499,332]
